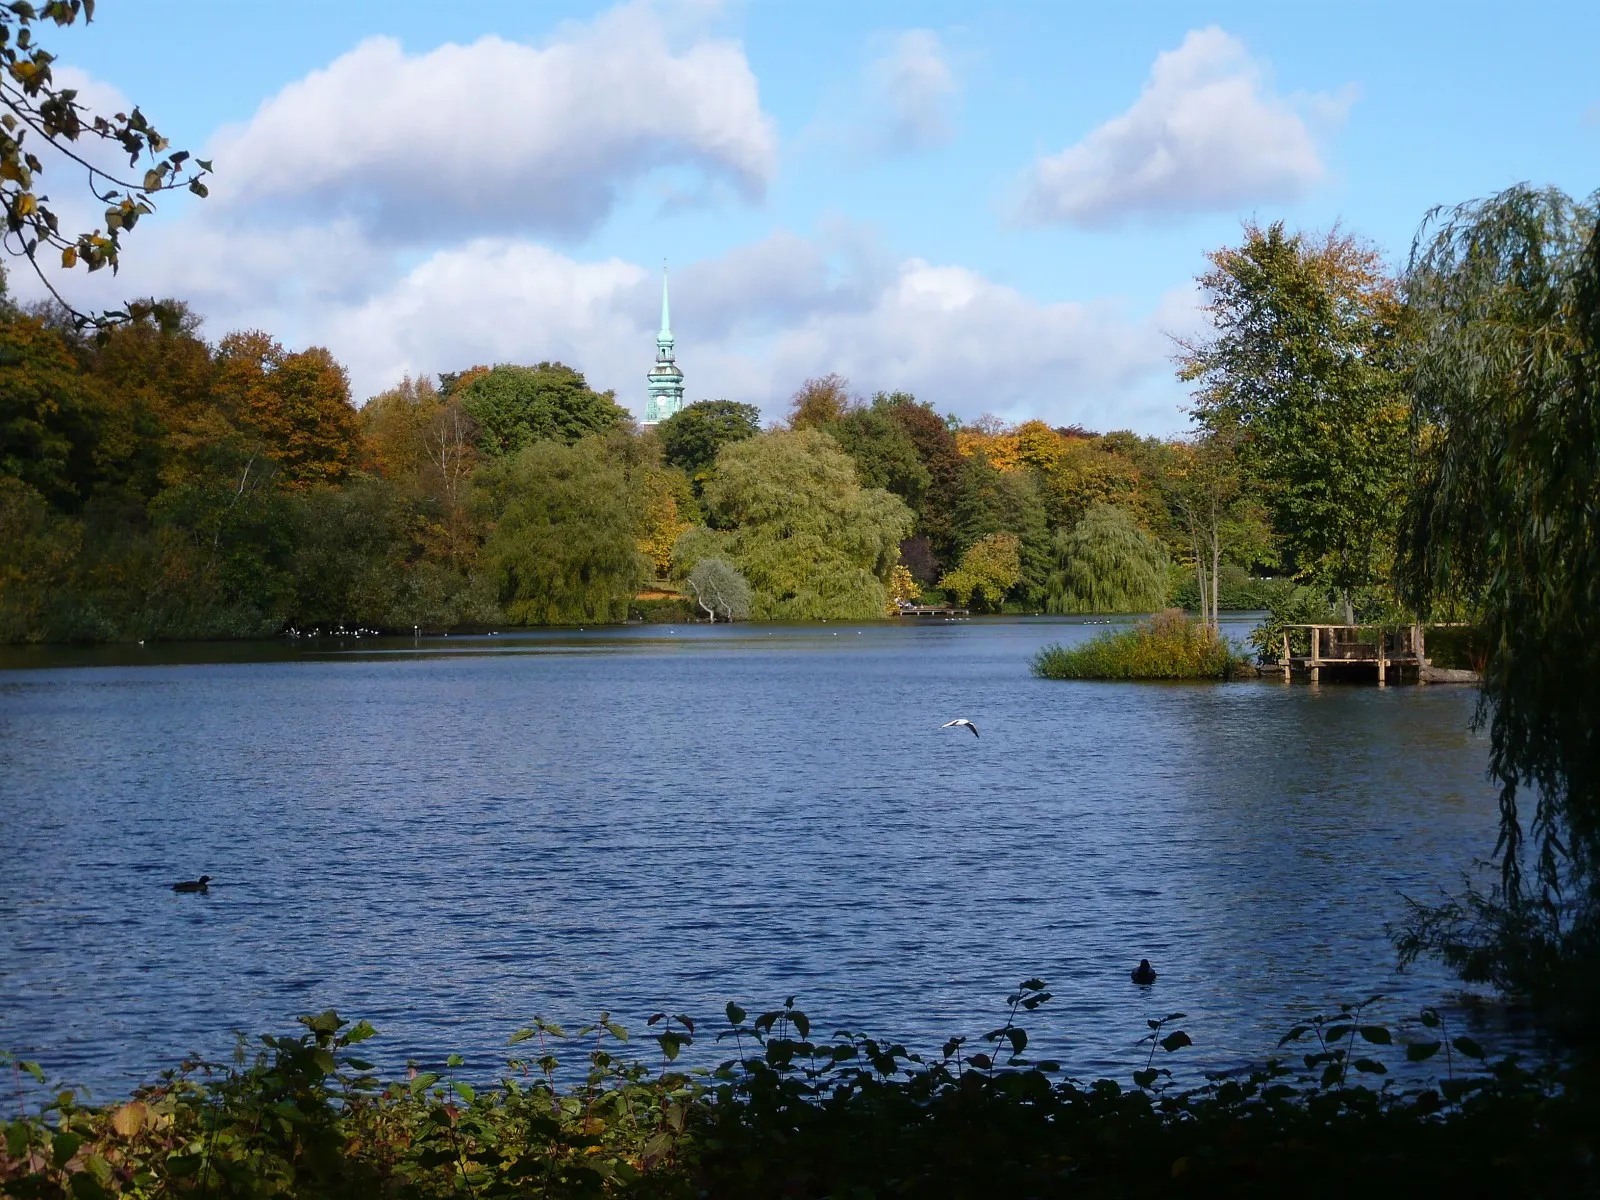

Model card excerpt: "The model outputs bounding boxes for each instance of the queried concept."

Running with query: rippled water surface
[1,619,1506,1091]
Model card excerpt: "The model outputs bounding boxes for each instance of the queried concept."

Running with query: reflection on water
[0,618,1510,1091]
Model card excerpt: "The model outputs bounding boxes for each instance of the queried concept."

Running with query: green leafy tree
[0,310,108,507]
[1046,504,1170,614]
[475,438,645,625]
[878,392,966,568]
[1395,186,1600,997]
[656,399,760,484]
[827,402,931,513]
[938,532,1021,613]
[456,362,628,457]
[1180,223,1411,622]
[952,452,1051,605]
[700,429,912,620]
[1,3,210,319]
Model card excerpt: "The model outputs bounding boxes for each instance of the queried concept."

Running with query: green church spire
[644,260,684,425]
[658,261,673,350]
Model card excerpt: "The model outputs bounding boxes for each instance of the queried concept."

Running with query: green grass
[1033,609,1252,680]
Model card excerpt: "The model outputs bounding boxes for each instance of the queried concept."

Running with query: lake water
[0,618,1509,1094]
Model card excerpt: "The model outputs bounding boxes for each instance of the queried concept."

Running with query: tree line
[0,190,1586,649]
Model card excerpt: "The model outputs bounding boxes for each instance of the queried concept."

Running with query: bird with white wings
[941,718,979,737]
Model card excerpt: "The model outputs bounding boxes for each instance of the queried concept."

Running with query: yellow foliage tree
[938,532,1021,612]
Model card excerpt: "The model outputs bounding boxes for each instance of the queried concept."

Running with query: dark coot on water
[171,875,212,893]
[1131,959,1157,986]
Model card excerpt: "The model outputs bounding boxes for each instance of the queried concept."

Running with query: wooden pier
[893,604,970,618]
[1274,623,1473,685]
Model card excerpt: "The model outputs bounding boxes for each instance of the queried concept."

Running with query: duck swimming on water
[1130,959,1157,986]
[171,875,212,893]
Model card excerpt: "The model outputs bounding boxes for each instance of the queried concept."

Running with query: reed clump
[1032,609,1252,681]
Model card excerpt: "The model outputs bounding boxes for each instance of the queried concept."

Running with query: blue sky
[25,1,1600,432]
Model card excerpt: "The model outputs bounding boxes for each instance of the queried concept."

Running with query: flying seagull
[171,875,212,893]
[941,719,979,738]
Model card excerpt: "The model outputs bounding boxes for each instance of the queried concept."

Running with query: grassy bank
[3,990,1593,1198]
[1033,610,1252,681]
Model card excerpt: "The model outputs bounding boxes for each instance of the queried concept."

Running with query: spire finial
[659,260,671,338]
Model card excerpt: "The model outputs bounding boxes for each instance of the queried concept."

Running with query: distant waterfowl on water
[1131,959,1157,985]
[171,875,211,893]
[941,719,979,738]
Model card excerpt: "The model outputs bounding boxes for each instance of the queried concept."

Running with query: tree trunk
[1210,524,1222,634]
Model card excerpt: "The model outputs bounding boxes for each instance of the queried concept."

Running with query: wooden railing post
[1309,625,1321,683]
[1281,630,1291,682]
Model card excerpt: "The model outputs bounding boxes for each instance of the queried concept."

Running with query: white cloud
[862,30,960,156]
[278,230,1183,432]
[7,12,1190,435]
[805,29,960,164]
[1018,27,1339,227]
[205,3,776,239]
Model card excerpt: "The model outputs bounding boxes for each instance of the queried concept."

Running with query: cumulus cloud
[205,3,775,239]
[1018,27,1339,227]
[270,230,1183,431]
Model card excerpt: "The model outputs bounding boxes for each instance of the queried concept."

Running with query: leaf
[446,1053,464,1067]
[1277,1025,1310,1047]
[1452,1036,1485,1060]
[1325,1025,1352,1043]
[188,180,208,198]
[791,1011,810,1039]
[60,245,75,268]
[343,1020,377,1045]
[725,1002,746,1027]
[509,1029,535,1045]
[409,1072,439,1095]
[970,1054,993,1070]
[453,1081,475,1104]
[111,1102,148,1136]
[69,1172,107,1200]
[1419,1008,1441,1028]
[1406,1041,1441,1062]
[1352,1058,1387,1075]
[312,1049,337,1076]
[1132,1068,1159,1090]
[604,1022,628,1042]
[1006,1028,1027,1053]
[52,1131,83,1167]
[1357,1025,1392,1044]
[1159,1031,1192,1053]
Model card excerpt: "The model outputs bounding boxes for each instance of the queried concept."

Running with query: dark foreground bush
[3,986,1596,1198]
[1033,609,1253,681]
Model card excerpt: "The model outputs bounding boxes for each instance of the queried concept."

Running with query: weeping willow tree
[1395,185,1600,1002]
[1045,504,1170,614]
[476,439,647,624]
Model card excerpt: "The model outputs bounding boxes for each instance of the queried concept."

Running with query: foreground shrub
[1,989,1593,1199]
[1033,609,1251,680]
